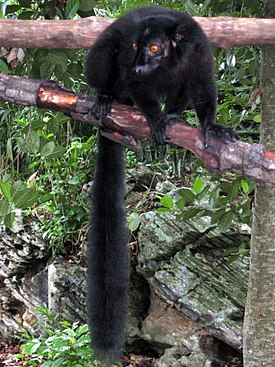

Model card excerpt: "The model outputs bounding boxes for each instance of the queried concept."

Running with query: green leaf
[226,254,239,266]
[0,181,12,201]
[79,0,95,11]
[239,243,247,257]
[64,49,78,62]
[67,63,83,78]
[6,138,13,161]
[5,5,21,14]
[197,184,211,201]
[17,130,40,154]
[27,130,41,154]
[0,199,9,217]
[193,177,203,194]
[68,177,80,185]
[160,195,174,209]
[41,141,55,157]
[16,137,26,152]
[4,211,15,228]
[128,212,141,232]
[42,359,65,367]
[18,11,33,19]
[176,197,185,210]
[40,61,54,79]
[75,324,88,336]
[241,180,249,195]
[18,0,32,7]
[47,50,69,66]
[219,181,239,203]
[55,63,68,74]
[178,188,195,204]
[0,59,8,72]
[210,207,226,225]
[240,201,252,221]
[156,207,173,213]
[218,210,233,232]
[65,0,80,18]
[12,188,40,209]
[177,208,201,221]
[45,146,67,159]
[253,114,261,123]
[228,182,239,202]
[12,181,25,194]
[184,0,199,15]
[201,0,212,11]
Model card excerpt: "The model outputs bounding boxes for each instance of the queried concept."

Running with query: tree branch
[0,16,274,49]
[0,72,275,183]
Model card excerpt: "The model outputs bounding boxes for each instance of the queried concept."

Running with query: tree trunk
[243,1,275,365]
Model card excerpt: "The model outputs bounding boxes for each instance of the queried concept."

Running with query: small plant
[156,174,255,233]
[223,242,250,265]
[14,308,102,367]
[156,175,254,264]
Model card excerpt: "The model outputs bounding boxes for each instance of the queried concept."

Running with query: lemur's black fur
[85,5,237,362]
[87,133,129,361]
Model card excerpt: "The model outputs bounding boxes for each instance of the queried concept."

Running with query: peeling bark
[0,72,275,184]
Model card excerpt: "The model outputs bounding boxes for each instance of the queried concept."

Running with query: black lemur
[85,5,237,362]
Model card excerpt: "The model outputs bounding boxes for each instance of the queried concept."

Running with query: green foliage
[0,0,262,256]
[0,178,40,227]
[157,175,255,233]
[0,59,9,72]
[183,0,213,16]
[27,49,85,89]
[0,106,96,251]
[2,0,89,88]
[0,108,95,241]
[215,46,261,140]
[181,0,261,16]
[14,308,102,367]
[4,0,95,19]
[128,211,141,233]
[29,136,96,253]
[223,242,249,265]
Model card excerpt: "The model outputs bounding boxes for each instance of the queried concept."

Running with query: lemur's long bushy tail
[87,133,129,361]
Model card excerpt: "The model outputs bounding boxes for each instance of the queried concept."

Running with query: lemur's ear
[171,32,185,48]
[170,22,185,47]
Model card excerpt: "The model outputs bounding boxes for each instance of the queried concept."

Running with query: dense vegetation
[0,0,265,365]
[0,0,261,255]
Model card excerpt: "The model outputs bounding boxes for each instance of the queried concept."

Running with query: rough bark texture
[0,16,275,49]
[0,17,113,49]
[0,73,275,184]
[243,1,275,366]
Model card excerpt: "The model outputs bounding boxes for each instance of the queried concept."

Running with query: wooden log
[0,16,274,49]
[0,72,275,184]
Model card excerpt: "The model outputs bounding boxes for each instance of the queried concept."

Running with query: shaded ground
[0,343,22,367]
[0,342,242,367]
[0,342,154,367]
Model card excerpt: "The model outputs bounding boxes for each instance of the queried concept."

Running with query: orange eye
[132,43,138,51]
[150,44,159,53]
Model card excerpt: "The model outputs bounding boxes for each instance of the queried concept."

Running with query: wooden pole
[0,16,274,49]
